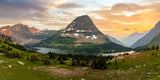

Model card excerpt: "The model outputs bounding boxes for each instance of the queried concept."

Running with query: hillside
[0,44,160,79]
[131,21,160,49]
[36,15,131,54]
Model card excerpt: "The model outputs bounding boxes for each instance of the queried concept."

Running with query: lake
[34,47,67,54]
[33,47,135,56]
[33,47,98,55]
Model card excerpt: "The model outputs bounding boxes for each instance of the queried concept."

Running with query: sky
[0,0,160,39]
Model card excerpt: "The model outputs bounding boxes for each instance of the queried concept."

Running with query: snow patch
[86,36,92,39]
[74,33,79,36]
[27,39,33,42]
[76,30,86,32]
[67,28,74,31]
[86,35,98,40]
[2,29,6,32]
[92,35,98,39]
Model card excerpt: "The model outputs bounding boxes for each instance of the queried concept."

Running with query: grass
[1,50,160,80]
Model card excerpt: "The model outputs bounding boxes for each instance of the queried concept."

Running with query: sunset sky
[0,0,160,39]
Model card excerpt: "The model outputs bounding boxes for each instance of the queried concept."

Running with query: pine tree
[60,57,65,64]
[152,45,155,50]
[156,45,159,51]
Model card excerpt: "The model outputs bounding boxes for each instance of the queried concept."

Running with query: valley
[1,0,160,79]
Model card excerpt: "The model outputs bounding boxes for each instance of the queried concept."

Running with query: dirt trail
[38,66,89,76]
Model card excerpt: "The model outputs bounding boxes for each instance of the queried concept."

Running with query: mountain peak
[64,15,102,35]
[28,27,40,33]
[74,15,92,24]
[59,15,109,44]
[77,15,90,18]
[15,23,24,26]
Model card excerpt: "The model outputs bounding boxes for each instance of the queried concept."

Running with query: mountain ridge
[131,21,160,49]
[0,24,56,45]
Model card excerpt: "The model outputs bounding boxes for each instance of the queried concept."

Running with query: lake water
[33,47,98,55]
[34,47,67,54]
[33,47,135,56]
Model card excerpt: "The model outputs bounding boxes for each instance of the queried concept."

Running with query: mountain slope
[122,32,148,47]
[37,15,131,54]
[132,21,160,49]
[106,34,125,46]
[0,24,56,45]
[0,33,27,52]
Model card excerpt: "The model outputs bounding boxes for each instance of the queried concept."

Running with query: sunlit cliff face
[0,0,160,39]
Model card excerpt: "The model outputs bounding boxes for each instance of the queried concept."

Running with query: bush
[44,60,51,65]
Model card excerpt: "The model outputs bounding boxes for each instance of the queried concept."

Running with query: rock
[17,61,24,65]
[33,67,37,70]
[143,64,146,66]
[8,65,12,68]
[81,78,85,80]
[148,72,151,75]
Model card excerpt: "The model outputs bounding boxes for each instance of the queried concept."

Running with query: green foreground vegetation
[1,34,160,79]
[2,40,160,79]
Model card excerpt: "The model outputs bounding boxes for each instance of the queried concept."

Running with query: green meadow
[1,49,160,80]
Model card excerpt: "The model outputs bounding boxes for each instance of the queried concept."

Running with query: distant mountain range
[3,15,160,53]
[121,32,148,47]
[36,15,131,54]
[131,21,160,51]
[0,24,56,45]
[106,34,125,47]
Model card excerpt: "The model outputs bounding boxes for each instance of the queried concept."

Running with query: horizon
[0,0,160,39]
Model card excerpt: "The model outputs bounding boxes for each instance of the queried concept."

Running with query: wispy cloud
[111,9,153,17]
[113,21,139,25]
[56,3,84,9]
[1,0,160,38]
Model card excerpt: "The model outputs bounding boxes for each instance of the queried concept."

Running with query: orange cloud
[88,3,160,38]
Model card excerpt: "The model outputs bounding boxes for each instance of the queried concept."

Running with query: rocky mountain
[106,34,125,46]
[122,32,148,47]
[0,26,13,37]
[37,15,131,54]
[60,15,109,44]
[0,24,56,45]
[28,27,40,33]
[131,21,160,49]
